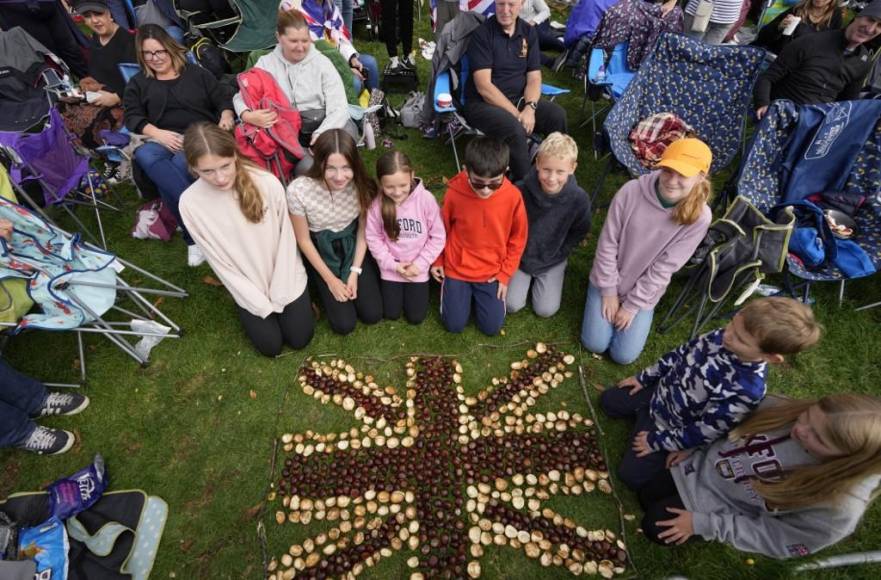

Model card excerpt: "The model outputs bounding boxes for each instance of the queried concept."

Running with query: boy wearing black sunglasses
[431,137,528,335]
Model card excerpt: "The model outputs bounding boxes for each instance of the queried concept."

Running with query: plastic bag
[47,454,108,521]
[18,516,69,580]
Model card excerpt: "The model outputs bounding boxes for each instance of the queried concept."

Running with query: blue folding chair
[582,42,635,157]
[432,55,570,170]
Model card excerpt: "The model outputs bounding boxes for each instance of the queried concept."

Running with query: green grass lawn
[3,8,881,580]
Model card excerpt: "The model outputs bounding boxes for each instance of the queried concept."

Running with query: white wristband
[350,266,363,275]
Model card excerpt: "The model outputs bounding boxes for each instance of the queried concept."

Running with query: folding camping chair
[215,0,286,52]
[0,165,187,386]
[582,43,635,156]
[657,196,796,338]
[730,99,881,310]
[593,33,765,200]
[0,107,119,249]
[432,55,570,170]
[0,26,74,132]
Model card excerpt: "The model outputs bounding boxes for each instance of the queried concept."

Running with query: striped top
[684,0,744,24]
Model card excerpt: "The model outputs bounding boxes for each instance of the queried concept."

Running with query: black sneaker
[101,163,122,185]
[401,55,416,70]
[16,425,75,455]
[37,392,90,417]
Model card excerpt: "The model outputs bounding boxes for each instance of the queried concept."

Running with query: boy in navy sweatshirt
[506,132,591,318]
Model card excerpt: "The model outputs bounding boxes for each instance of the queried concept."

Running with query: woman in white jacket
[232,10,357,176]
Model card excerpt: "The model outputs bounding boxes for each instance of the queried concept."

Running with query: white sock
[390,56,400,68]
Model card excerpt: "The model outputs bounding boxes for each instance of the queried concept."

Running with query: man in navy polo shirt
[463,0,568,181]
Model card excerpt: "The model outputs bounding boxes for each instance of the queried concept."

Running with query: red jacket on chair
[234,68,304,181]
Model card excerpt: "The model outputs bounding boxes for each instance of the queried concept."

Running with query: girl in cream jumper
[365,150,446,324]
[180,122,314,357]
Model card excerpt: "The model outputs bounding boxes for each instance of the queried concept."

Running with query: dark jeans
[134,142,196,244]
[440,277,505,336]
[381,0,413,57]
[463,99,568,182]
[599,384,667,491]
[0,359,46,448]
[308,255,383,335]
[381,280,429,324]
[638,469,688,546]
[236,290,315,357]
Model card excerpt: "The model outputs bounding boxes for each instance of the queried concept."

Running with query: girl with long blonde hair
[640,393,881,558]
[179,123,314,356]
[581,138,713,365]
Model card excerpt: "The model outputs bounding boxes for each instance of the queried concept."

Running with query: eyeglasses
[468,174,505,192]
[141,49,169,61]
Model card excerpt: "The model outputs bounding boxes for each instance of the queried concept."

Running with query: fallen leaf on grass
[243,502,263,521]
[593,383,605,392]
[179,539,194,553]
[249,389,257,400]
[202,275,223,287]
[152,297,164,308]
[590,353,603,360]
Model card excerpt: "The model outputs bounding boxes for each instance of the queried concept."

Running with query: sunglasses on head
[468,174,505,191]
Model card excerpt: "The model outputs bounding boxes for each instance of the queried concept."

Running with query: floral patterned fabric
[604,33,765,177]
[592,0,684,70]
[736,99,881,282]
[0,196,119,332]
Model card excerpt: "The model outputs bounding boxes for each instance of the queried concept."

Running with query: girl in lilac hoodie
[366,151,446,324]
[581,138,713,364]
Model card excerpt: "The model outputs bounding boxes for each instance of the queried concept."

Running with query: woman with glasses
[123,23,235,267]
[287,128,383,335]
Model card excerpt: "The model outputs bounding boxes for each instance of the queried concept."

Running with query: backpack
[189,37,230,79]
[400,91,425,129]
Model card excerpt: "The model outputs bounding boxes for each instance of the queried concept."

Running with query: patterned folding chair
[732,99,881,310]
[594,33,765,200]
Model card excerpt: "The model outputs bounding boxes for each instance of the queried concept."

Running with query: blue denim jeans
[134,142,196,245]
[581,283,655,365]
[0,359,47,448]
[353,53,380,93]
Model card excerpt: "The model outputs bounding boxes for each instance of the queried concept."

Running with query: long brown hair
[183,122,267,223]
[793,0,838,28]
[306,129,376,211]
[730,394,881,511]
[375,150,415,241]
[135,23,187,78]
[277,8,309,34]
[672,178,712,226]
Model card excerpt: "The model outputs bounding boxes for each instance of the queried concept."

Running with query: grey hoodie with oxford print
[673,407,880,559]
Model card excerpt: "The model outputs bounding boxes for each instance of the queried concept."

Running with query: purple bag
[47,455,107,521]
[131,199,178,241]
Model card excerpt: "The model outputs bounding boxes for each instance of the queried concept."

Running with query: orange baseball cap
[655,138,712,177]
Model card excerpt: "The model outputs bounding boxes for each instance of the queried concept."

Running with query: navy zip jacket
[514,169,591,275]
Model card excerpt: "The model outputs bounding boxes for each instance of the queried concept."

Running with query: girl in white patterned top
[287,128,383,334]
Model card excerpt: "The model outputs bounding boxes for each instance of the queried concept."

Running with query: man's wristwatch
[526,100,538,110]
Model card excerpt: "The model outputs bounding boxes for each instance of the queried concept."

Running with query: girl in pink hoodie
[366,151,446,324]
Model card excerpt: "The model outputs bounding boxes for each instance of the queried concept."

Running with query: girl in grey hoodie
[640,394,881,559]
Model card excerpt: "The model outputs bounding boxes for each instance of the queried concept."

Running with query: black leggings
[381,280,429,324]
[381,0,413,57]
[638,468,688,546]
[236,290,315,357]
[308,255,383,335]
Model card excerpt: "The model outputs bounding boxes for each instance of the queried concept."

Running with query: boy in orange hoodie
[430,137,529,335]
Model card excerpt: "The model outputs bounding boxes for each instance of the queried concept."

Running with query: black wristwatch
[526,100,538,110]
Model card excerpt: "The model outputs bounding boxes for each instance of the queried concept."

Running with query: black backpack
[189,37,230,79]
